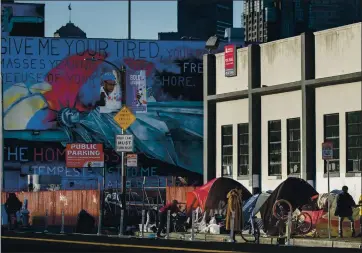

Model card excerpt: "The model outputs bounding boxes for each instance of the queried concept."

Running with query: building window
[222,125,233,177]
[287,118,301,174]
[346,111,362,172]
[268,120,282,176]
[238,123,249,176]
[324,113,340,173]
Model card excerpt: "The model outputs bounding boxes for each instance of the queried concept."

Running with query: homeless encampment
[261,177,318,235]
[186,178,252,216]
[307,190,361,237]
[242,192,271,229]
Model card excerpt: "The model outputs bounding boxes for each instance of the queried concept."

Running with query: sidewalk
[134,231,362,249]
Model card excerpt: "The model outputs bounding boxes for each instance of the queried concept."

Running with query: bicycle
[272,199,312,235]
[160,212,188,236]
[239,213,261,243]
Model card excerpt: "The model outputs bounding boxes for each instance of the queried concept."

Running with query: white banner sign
[115,135,133,152]
[126,154,138,167]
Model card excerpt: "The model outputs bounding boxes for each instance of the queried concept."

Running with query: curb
[7,228,362,249]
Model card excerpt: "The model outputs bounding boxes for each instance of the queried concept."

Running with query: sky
[18,1,243,39]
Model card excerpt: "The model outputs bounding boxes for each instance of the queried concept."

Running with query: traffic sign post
[114,106,136,131]
[114,105,137,214]
[322,141,333,240]
[116,135,134,152]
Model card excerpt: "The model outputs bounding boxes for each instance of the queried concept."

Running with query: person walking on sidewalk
[5,193,22,230]
[156,200,180,238]
[335,186,357,237]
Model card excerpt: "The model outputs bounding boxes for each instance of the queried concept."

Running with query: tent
[242,192,271,227]
[261,177,318,235]
[186,178,252,215]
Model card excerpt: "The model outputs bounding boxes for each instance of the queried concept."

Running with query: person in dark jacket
[5,193,22,230]
[335,186,357,237]
[156,200,180,238]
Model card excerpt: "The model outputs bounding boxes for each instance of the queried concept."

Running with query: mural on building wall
[2,37,209,188]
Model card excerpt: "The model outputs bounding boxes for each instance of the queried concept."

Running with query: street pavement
[1,231,360,253]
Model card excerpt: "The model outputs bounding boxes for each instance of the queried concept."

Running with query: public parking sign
[115,135,133,152]
[322,142,333,160]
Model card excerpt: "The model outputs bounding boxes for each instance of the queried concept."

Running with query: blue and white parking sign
[322,142,333,160]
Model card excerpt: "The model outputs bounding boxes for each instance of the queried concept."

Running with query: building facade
[177,0,233,41]
[203,22,362,201]
[243,0,362,43]
[224,28,245,45]
[54,22,86,38]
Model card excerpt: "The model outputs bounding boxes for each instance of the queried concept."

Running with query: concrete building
[243,0,362,43]
[177,0,233,41]
[54,22,86,38]
[203,22,362,201]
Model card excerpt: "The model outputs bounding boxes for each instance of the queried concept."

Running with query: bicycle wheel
[272,199,292,221]
[239,221,260,243]
[295,212,312,235]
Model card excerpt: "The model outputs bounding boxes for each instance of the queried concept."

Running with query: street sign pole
[327,159,331,240]
[121,128,126,210]
[120,67,127,217]
[322,141,333,240]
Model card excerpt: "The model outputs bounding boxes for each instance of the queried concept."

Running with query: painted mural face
[1,36,216,180]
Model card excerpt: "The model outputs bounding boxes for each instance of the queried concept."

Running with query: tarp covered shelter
[186,178,252,215]
[261,177,318,235]
[242,192,271,227]
[304,190,361,237]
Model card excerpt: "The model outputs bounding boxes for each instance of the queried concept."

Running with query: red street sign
[224,44,237,77]
[322,142,333,160]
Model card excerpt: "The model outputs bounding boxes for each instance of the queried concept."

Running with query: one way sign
[116,135,134,152]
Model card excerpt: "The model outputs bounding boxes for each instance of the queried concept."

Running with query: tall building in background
[224,27,245,45]
[177,0,233,41]
[243,0,362,43]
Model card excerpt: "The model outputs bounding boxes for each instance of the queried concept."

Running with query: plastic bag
[209,224,220,234]
[209,217,217,225]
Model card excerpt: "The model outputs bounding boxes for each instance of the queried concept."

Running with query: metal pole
[60,209,65,234]
[327,160,331,239]
[190,210,195,241]
[97,210,102,236]
[128,0,131,39]
[286,211,292,245]
[156,177,159,226]
[103,167,106,191]
[141,209,145,238]
[229,211,235,242]
[44,209,48,233]
[120,65,127,219]
[97,182,102,236]
[166,210,171,239]
[119,209,124,237]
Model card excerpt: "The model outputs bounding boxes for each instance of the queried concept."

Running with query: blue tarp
[242,192,271,227]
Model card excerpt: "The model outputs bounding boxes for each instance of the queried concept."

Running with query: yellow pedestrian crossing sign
[114,106,136,131]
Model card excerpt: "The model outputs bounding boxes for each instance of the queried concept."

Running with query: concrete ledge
[135,232,362,249]
[291,238,333,248]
